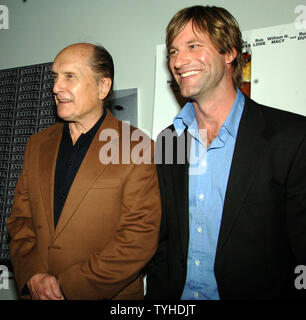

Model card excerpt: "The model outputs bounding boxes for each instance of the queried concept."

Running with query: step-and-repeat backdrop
[0,63,56,265]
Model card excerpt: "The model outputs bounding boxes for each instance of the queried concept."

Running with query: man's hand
[27,273,64,300]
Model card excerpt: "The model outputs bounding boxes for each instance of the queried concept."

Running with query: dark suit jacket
[7,110,161,300]
[146,96,306,299]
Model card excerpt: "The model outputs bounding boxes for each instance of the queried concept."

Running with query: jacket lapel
[39,123,63,237]
[216,98,269,258]
[171,129,190,260]
[53,111,119,241]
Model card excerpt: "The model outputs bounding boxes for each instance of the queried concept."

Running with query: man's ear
[225,48,237,64]
[98,78,112,100]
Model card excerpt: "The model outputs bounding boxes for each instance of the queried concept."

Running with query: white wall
[0,0,303,134]
[0,0,302,300]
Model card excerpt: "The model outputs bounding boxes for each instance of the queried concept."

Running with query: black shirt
[53,109,107,228]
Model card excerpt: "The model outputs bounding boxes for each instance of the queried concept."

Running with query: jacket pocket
[91,178,121,189]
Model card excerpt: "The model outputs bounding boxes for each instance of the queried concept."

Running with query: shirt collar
[221,88,245,139]
[173,89,245,139]
[173,101,197,136]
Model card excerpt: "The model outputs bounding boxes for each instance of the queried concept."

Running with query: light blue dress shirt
[173,89,245,300]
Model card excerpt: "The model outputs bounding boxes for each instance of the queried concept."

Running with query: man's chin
[57,112,74,122]
[179,90,197,100]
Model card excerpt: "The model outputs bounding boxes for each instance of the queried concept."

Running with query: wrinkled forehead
[56,46,89,62]
[52,47,93,74]
[55,44,94,65]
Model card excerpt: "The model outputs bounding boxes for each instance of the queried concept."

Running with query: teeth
[181,70,200,78]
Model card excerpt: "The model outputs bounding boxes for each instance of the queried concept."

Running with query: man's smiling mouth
[180,70,201,78]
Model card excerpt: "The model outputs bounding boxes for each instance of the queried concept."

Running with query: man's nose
[52,78,63,95]
[173,50,190,70]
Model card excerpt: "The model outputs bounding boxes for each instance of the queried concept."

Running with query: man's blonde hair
[166,5,245,89]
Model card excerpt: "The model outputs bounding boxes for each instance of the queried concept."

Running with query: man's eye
[190,44,198,49]
[168,50,178,56]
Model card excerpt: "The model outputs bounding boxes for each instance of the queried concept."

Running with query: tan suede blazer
[6,110,161,300]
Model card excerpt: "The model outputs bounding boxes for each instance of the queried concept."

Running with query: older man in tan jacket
[6,43,161,300]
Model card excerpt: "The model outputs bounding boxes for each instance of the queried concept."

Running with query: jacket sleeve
[6,136,47,298]
[145,163,170,299]
[286,133,306,264]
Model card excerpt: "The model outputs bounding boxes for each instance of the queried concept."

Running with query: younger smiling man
[7,43,161,300]
[146,6,306,299]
